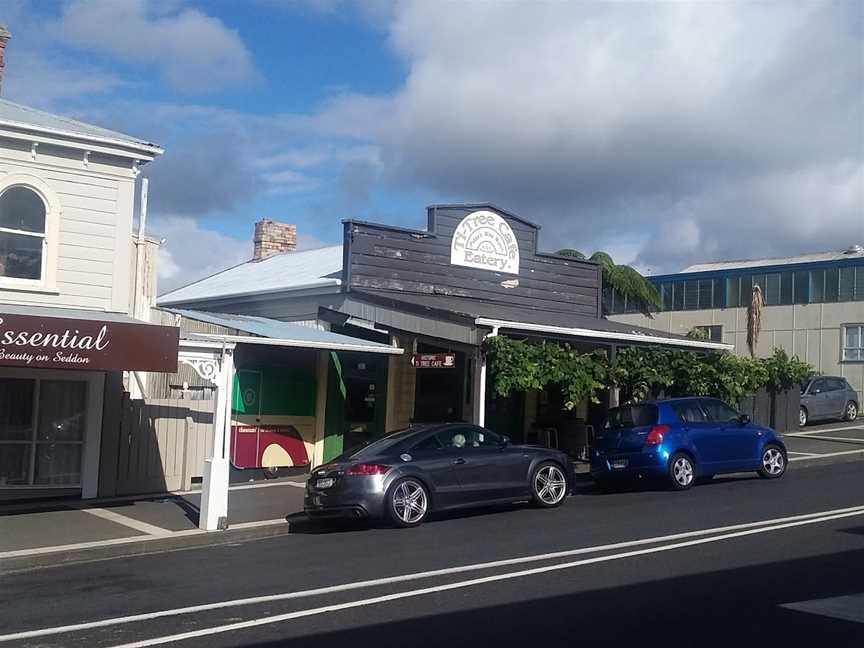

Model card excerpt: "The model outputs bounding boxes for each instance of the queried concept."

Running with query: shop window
[856,266,864,300]
[765,273,780,306]
[810,270,825,303]
[692,325,723,342]
[0,377,87,487]
[698,279,713,309]
[0,186,47,283]
[661,282,674,312]
[843,325,864,362]
[726,276,741,309]
[794,270,809,304]
[673,280,685,310]
[779,272,793,305]
[839,267,856,301]
[824,268,839,302]
[684,280,699,310]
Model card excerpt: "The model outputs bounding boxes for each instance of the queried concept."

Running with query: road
[1,460,863,647]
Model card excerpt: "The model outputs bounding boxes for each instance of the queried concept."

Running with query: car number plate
[315,478,335,489]
[610,459,628,470]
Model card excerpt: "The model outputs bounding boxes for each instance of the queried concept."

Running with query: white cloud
[57,0,256,93]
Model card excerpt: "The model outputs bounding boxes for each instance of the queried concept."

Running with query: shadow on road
[231,547,864,648]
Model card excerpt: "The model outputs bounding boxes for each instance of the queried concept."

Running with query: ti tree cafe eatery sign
[411,353,457,369]
[450,210,520,275]
[0,313,179,372]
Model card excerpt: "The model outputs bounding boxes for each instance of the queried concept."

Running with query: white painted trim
[0,122,162,158]
[475,317,734,351]
[186,333,404,355]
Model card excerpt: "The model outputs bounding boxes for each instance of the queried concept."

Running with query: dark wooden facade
[343,204,602,323]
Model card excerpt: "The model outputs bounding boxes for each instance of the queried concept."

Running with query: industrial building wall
[611,302,864,406]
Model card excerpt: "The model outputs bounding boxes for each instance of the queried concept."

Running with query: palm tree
[556,249,661,316]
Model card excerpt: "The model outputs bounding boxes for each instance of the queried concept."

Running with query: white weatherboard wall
[611,302,864,405]
[0,139,134,313]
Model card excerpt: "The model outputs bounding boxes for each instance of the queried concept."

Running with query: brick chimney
[253,219,297,261]
[0,25,11,97]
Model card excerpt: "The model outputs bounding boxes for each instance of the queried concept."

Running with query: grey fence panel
[115,396,215,496]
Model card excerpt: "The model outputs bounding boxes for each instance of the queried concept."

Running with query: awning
[0,305,179,372]
[168,309,403,355]
[475,317,733,351]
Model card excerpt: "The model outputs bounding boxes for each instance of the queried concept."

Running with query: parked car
[305,423,574,527]
[590,397,787,491]
[799,376,859,426]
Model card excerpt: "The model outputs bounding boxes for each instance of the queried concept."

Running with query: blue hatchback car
[590,397,788,490]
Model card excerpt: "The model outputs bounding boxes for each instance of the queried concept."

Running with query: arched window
[0,186,47,281]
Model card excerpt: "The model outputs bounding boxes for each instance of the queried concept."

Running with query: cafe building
[0,98,178,500]
[159,205,729,463]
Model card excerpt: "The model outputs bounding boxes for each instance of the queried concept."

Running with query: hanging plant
[747,284,764,358]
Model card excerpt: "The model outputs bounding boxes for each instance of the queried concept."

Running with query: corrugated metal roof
[0,303,161,325]
[169,308,400,354]
[0,99,161,153]
[157,246,343,306]
[681,247,864,273]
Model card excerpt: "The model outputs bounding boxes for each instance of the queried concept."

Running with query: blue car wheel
[668,453,695,491]
[758,445,787,480]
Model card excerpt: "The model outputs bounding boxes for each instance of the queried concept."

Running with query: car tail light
[645,424,669,446]
[346,463,391,476]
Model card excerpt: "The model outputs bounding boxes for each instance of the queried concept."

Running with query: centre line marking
[105,507,864,648]
[3,503,864,645]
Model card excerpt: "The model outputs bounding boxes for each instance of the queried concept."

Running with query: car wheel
[758,444,787,479]
[387,478,429,528]
[799,406,808,427]
[844,401,858,422]
[668,453,695,491]
[531,462,568,508]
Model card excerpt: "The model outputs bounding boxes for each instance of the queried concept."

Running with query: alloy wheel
[392,480,428,525]
[672,457,694,488]
[762,448,785,476]
[799,408,807,427]
[534,465,567,505]
[846,402,858,421]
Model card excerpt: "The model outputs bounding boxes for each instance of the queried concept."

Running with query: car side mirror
[737,414,751,425]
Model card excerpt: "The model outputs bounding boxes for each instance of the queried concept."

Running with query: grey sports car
[304,423,575,527]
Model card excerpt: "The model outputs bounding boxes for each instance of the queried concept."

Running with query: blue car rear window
[605,404,658,429]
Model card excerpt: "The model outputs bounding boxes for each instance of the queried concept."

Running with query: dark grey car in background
[305,423,574,527]
[799,376,859,426]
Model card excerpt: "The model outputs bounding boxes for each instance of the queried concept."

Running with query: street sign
[411,353,456,369]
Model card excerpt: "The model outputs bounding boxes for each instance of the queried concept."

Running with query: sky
[3,0,862,292]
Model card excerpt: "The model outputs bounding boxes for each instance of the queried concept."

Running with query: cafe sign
[411,353,456,369]
[450,210,520,275]
[0,313,179,372]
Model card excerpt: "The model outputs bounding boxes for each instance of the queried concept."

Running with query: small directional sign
[410,353,456,369]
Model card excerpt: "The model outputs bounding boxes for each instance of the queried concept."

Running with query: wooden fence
[115,395,215,495]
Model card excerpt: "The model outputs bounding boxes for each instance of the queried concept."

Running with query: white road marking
[3,503,864,645]
[105,508,864,648]
[788,435,864,444]
[789,449,864,462]
[781,593,864,624]
[787,425,864,437]
[0,519,287,560]
[79,508,172,537]
[787,451,819,456]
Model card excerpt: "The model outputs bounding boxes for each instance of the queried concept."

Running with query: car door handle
[452,458,465,465]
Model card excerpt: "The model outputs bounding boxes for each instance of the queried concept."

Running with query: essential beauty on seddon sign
[450,210,520,275]
[0,314,179,372]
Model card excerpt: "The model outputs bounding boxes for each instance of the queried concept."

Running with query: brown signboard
[410,353,456,369]
[0,313,179,372]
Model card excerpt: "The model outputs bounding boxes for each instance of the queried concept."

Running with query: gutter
[474,317,734,351]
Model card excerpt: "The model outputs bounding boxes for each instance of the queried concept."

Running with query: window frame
[0,175,60,293]
[842,324,864,363]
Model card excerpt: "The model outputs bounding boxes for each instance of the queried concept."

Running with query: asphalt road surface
[1,460,863,648]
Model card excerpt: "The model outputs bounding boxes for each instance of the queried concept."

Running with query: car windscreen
[605,404,658,429]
